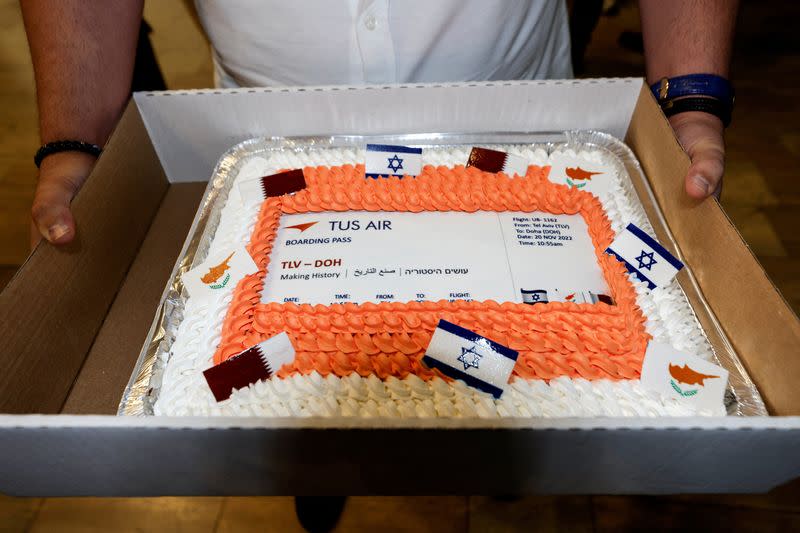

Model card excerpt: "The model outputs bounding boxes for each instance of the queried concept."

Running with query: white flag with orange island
[640,341,729,414]
[183,244,259,301]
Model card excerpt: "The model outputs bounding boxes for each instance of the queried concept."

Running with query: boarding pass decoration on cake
[422,320,518,398]
[365,144,423,178]
[546,154,614,197]
[183,244,259,301]
[640,341,728,413]
[238,168,307,204]
[261,211,608,306]
[467,147,530,177]
[605,223,683,289]
[203,332,296,402]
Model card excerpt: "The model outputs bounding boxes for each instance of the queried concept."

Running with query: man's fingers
[685,142,725,199]
[31,173,80,245]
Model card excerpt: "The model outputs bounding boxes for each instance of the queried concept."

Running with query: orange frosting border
[213,163,649,383]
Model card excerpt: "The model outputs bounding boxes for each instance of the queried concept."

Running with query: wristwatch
[650,74,735,127]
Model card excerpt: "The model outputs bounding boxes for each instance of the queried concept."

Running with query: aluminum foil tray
[118,131,767,417]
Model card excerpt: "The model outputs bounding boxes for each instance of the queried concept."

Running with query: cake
[154,144,719,417]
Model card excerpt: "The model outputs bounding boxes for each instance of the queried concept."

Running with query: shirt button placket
[356,1,396,83]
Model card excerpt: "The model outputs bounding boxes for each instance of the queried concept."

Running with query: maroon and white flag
[203,332,296,402]
[238,168,307,203]
[466,147,530,177]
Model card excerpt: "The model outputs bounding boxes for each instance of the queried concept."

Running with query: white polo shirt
[194,0,572,88]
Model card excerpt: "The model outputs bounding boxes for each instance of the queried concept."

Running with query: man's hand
[639,0,737,200]
[30,152,96,248]
[669,111,725,199]
[21,0,143,248]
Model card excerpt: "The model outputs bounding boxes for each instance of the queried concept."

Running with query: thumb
[685,138,725,199]
[31,174,79,245]
[30,152,96,246]
[669,111,726,200]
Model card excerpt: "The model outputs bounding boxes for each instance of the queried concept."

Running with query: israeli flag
[605,223,684,289]
[521,288,549,305]
[365,144,423,178]
[422,320,518,398]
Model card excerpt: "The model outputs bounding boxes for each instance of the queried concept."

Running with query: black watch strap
[652,74,734,128]
[34,140,103,168]
[661,96,732,127]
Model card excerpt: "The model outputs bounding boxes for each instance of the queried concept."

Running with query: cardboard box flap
[134,79,642,183]
[625,85,800,416]
[0,104,169,414]
[62,183,207,415]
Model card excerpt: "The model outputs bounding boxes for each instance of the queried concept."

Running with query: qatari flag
[466,147,530,177]
[238,169,307,203]
[203,332,296,402]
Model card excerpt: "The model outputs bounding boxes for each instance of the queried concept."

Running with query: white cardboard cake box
[0,79,798,496]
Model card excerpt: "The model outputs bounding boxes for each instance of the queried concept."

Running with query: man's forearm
[640,0,738,200]
[639,0,738,84]
[21,1,144,146]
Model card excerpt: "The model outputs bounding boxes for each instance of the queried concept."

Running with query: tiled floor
[1,0,798,531]
[4,489,800,532]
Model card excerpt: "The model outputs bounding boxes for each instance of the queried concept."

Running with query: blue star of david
[531,293,541,302]
[387,154,404,173]
[457,345,482,371]
[635,250,657,271]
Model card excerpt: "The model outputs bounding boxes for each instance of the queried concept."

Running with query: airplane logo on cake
[668,363,719,397]
[286,221,318,232]
[201,251,234,289]
[565,166,602,189]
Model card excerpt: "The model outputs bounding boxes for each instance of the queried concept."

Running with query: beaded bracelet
[34,140,103,168]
